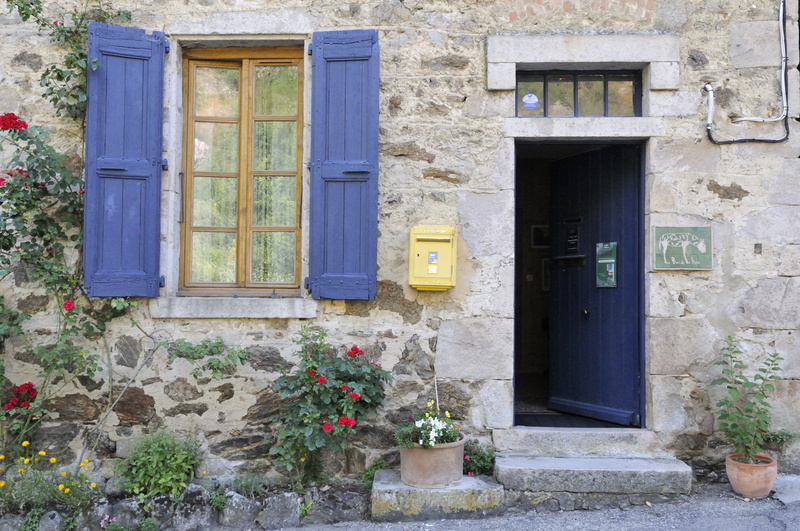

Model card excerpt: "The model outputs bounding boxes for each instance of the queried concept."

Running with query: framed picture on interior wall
[541,258,551,291]
[653,227,713,270]
[531,225,550,248]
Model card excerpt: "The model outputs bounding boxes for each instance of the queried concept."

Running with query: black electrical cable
[705,0,790,145]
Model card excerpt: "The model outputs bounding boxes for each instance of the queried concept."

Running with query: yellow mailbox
[409,225,457,291]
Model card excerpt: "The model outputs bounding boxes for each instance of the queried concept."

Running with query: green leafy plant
[712,336,783,464]
[462,440,495,477]
[137,517,159,531]
[764,429,799,445]
[232,471,269,497]
[209,491,227,511]
[395,400,461,449]
[115,430,201,500]
[299,500,314,518]
[269,327,392,484]
[165,337,250,380]
[361,458,388,490]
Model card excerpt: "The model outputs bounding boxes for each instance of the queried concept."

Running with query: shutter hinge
[306,162,312,170]
[164,40,171,54]
[159,276,166,287]
[304,277,311,291]
[307,44,313,56]
[161,159,169,170]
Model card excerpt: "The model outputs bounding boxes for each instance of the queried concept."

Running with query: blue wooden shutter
[307,30,379,300]
[84,22,166,297]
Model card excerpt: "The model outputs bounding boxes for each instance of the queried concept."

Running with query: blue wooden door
[548,144,642,426]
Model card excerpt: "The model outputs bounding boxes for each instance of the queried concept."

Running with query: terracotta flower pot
[399,435,466,488]
[725,453,778,499]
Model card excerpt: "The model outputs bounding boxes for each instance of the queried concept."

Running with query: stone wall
[2,0,800,479]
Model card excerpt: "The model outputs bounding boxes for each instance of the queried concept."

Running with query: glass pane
[253,121,296,171]
[191,232,236,283]
[608,77,635,116]
[547,75,574,117]
[192,177,237,227]
[253,176,296,227]
[577,76,605,117]
[195,67,239,117]
[254,65,298,116]
[194,122,239,172]
[517,78,544,117]
[252,232,295,283]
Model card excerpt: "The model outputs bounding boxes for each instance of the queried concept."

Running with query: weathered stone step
[371,469,505,522]
[495,455,693,494]
[493,427,672,458]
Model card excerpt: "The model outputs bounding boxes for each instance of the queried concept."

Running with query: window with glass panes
[181,48,303,294]
[516,71,641,118]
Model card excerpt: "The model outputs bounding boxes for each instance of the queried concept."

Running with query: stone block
[730,21,782,68]
[731,277,800,329]
[371,469,505,522]
[256,492,300,529]
[648,62,680,91]
[646,90,701,117]
[492,427,672,458]
[647,317,716,374]
[494,456,692,494]
[487,34,679,64]
[436,318,513,380]
[741,206,800,244]
[646,274,685,318]
[487,62,515,91]
[649,138,720,173]
[478,379,513,429]
[505,117,665,139]
[769,159,800,205]
[778,245,800,276]
[775,330,800,378]
[648,375,704,434]
[457,190,514,258]
[219,491,260,527]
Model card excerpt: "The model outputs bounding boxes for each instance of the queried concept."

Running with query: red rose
[27,389,37,399]
[19,401,30,408]
[338,416,348,425]
[316,376,326,384]
[348,392,361,401]
[2,403,13,411]
[346,417,356,427]
[322,422,333,433]
[305,369,316,377]
[53,21,59,26]
[0,113,27,131]
[347,346,363,357]
[341,385,348,391]
[62,300,75,311]
[0,177,5,187]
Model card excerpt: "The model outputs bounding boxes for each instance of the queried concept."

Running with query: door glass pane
[194,122,239,172]
[252,232,295,283]
[195,67,239,117]
[577,76,605,117]
[547,75,574,117]
[517,77,544,117]
[192,177,237,227]
[253,121,296,171]
[191,232,236,282]
[608,77,635,116]
[253,176,295,227]
[254,65,298,116]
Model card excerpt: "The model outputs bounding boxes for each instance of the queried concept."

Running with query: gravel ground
[292,482,800,531]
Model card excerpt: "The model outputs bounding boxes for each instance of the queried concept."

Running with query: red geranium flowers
[3,382,37,411]
[0,113,28,131]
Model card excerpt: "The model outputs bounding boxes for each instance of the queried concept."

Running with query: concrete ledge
[371,470,505,522]
[148,297,318,319]
[495,456,693,495]
[504,117,665,139]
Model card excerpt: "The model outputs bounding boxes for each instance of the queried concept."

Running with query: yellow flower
[83,459,89,463]
[0,481,4,487]
[203,471,207,474]
[427,400,434,408]
[90,483,97,488]
[23,459,30,465]
[17,469,24,474]
[0,455,5,460]
[58,484,64,490]
[445,411,450,418]
[21,441,29,447]
[64,488,70,494]
[50,458,56,464]
[79,352,84,356]
[85,466,91,470]
[300,457,306,462]
[38,451,46,456]
[61,472,67,477]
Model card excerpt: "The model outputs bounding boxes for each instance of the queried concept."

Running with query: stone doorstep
[495,455,693,495]
[492,427,674,458]
[371,469,506,522]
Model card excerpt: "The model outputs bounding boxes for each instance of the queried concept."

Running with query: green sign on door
[653,227,712,270]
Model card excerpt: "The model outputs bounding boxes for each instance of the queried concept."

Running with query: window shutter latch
[161,159,169,170]
[159,276,165,287]
[304,277,311,292]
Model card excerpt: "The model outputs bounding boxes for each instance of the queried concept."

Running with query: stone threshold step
[493,427,673,458]
[371,469,505,522]
[495,455,693,494]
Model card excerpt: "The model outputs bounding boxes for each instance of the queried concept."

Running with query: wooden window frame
[516,70,642,118]
[179,47,304,297]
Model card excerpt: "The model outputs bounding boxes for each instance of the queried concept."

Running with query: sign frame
[653,227,712,271]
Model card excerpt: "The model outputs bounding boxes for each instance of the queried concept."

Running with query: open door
[547,144,642,426]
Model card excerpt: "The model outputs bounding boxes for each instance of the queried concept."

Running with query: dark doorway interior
[513,142,643,428]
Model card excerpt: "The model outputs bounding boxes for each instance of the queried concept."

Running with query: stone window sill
[148,297,318,319]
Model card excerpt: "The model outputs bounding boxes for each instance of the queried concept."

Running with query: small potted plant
[395,399,465,488]
[711,336,783,498]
